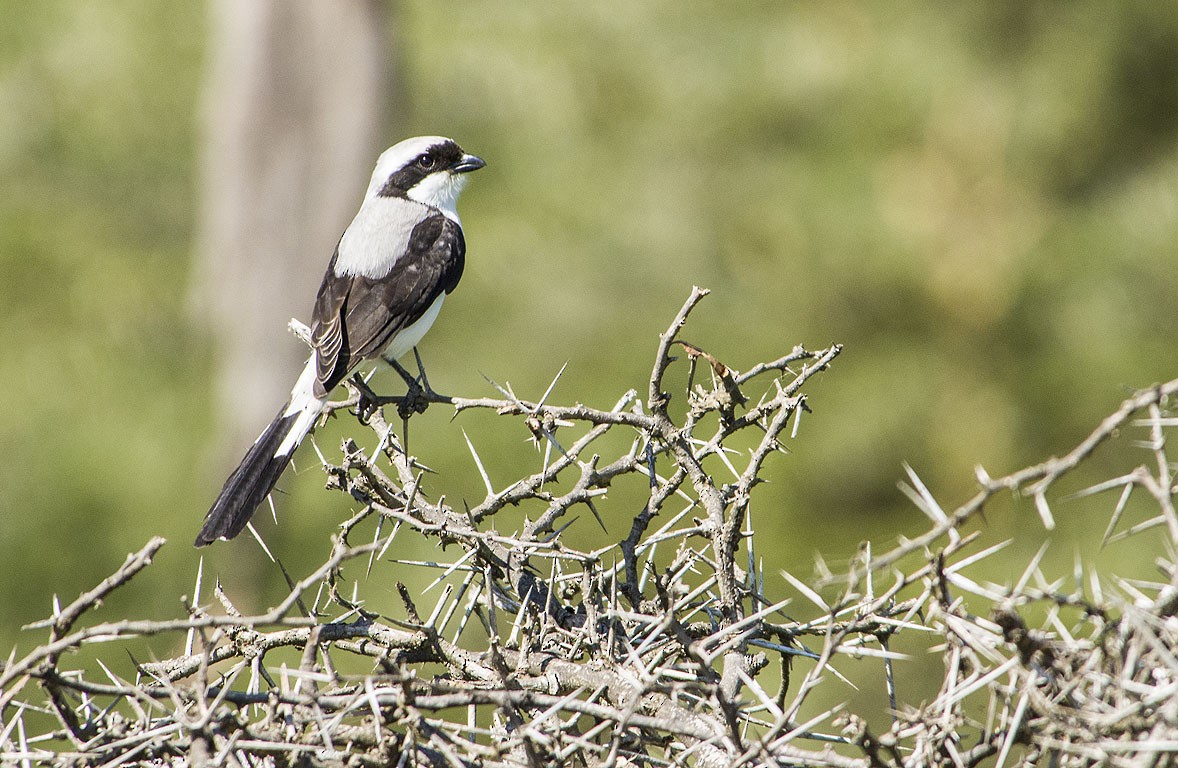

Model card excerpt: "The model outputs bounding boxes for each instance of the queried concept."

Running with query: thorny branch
[4,288,1178,767]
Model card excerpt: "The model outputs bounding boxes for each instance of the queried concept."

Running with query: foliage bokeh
[2,0,1177,725]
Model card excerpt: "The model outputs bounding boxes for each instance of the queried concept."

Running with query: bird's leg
[409,347,454,402]
[385,356,420,390]
[412,347,437,397]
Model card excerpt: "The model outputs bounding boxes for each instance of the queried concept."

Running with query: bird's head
[366,136,485,218]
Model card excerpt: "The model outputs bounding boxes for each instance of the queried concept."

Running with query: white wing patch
[334,197,430,279]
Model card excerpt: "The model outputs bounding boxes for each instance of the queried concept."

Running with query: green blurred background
[2,0,1177,723]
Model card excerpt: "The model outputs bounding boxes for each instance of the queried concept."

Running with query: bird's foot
[350,374,383,425]
[396,378,431,421]
[383,349,451,420]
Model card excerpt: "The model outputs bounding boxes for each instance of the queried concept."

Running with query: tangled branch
[4,288,1178,767]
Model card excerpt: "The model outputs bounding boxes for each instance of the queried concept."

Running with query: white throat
[406,172,467,224]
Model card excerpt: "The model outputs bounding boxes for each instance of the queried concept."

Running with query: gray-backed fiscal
[196,136,485,547]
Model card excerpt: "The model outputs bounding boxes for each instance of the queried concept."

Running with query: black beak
[453,154,486,174]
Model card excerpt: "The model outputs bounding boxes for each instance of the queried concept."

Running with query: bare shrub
[4,288,1178,767]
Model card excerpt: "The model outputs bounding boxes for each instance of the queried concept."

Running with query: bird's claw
[350,374,381,425]
[396,379,431,421]
[385,349,450,419]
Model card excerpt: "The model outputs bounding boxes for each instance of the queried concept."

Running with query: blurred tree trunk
[193,0,395,452]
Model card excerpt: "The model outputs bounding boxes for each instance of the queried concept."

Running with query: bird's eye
[417,154,436,170]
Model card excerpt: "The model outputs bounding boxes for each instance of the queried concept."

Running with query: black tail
[195,404,300,546]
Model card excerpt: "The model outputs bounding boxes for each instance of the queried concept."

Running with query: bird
[195,136,485,547]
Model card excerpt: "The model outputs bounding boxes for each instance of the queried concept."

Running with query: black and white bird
[195,136,485,547]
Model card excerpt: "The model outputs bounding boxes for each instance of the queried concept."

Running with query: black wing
[310,213,465,397]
